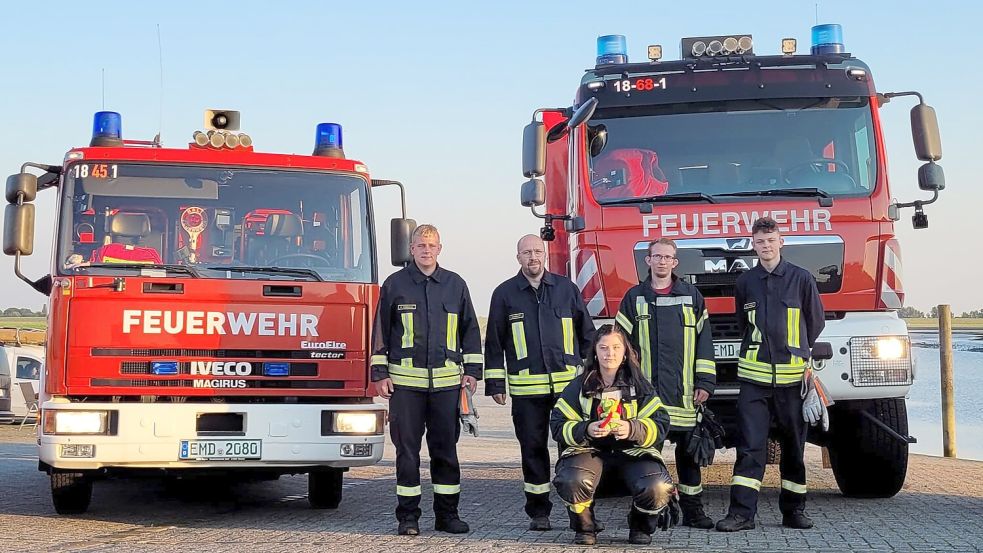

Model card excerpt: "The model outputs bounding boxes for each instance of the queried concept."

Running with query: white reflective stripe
[636,297,652,380]
[561,317,575,355]
[575,252,598,291]
[401,312,414,348]
[633,502,667,515]
[512,321,527,360]
[463,353,483,364]
[750,310,762,343]
[397,485,422,496]
[655,295,693,306]
[682,305,695,410]
[677,483,703,496]
[555,398,580,421]
[787,307,801,348]
[524,482,551,494]
[732,475,762,491]
[433,484,461,494]
[615,310,633,334]
[585,288,605,317]
[781,479,807,494]
[446,313,458,352]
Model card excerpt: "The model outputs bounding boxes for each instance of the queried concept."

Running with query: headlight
[43,410,110,435]
[334,412,378,434]
[871,337,906,360]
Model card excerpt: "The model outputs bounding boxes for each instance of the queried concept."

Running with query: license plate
[714,341,741,360]
[179,439,262,461]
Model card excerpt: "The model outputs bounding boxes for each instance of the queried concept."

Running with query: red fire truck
[521,25,944,498]
[3,110,416,514]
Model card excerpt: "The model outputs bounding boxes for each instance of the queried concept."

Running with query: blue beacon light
[811,24,845,55]
[263,362,290,377]
[313,123,345,158]
[151,361,179,376]
[596,35,628,66]
[90,111,124,147]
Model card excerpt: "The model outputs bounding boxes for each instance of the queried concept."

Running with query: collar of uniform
[515,269,555,290]
[408,261,443,283]
[757,257,788,278]
[641,273,682,298]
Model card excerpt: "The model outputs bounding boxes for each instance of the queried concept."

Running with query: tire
[308,469,343,509]
[51,473,93,515]
[828,398,909,498]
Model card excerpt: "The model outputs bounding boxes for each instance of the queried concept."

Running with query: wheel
[51,472,93,514]
[827,398,909,498]
[308,469,343,509]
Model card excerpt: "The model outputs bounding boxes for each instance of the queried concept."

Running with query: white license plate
[714,341,741,360]
[179,439,262,461]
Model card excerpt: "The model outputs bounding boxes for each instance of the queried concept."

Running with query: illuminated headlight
[870,337,907,360]
[43,410,110,435]
[334,412,378,434]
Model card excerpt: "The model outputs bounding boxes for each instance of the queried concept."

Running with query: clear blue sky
[1,0,979,315]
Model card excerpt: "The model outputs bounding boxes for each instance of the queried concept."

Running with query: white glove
[801,369,831,432]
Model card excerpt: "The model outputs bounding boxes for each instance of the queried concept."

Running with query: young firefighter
[550,324,678,546]
[370,224,483,536]
[716,217,825,531]
[615,237,717,528]
[484,234,595,530]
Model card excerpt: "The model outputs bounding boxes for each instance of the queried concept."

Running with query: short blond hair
[411,224,440,243]
[647,237,677,255]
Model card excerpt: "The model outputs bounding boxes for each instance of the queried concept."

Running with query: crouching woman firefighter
[550,324,679,546]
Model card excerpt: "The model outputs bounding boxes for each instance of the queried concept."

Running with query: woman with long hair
[550,324,678,545]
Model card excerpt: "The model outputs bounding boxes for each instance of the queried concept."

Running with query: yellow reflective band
[637,397,664,419]
[637,297,652,380]
[510,384,552,396]
[555,398,581,421]
[682,305,696,410]
[696,308,709,333]
[732,476,762,491]
[633,503,667,515]
[370,354,388,366]
[562,420,580,446]
[677,484,703,496]
[484,368,506,379]
[623,399,638,419]
[397,485,422,496]
[787,308,801,349]
[616,310,634,334]
[447,312,459,352]
[561,317,575,355]
[695,359,716,375]
[401,312,414,348]
[781,479,807,494]
[524,482,551,494]
[389,374,428,388]
[640,417,659,448]
[750,310,762,343]
[433,484,461,494]
[512,321,528,360]
[568,500,592,514]
[463,353,483,365]
[624,447,664,462]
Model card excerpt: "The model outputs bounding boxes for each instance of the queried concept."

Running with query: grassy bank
[0,317,47,344]
[904,318,983,331]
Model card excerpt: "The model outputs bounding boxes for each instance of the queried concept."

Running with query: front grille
[849,336,913,387]
[709,314,742,341]
[691,273,740,298]
[93,348,339,359]
[117,361,318,376]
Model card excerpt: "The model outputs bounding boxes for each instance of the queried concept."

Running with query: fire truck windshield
[57,163,373,283]
[587,96,876,204]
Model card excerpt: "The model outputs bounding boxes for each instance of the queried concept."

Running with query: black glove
[686,405,726,467]
[656,490,680,531]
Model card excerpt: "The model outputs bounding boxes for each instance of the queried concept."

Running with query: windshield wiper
[603,192,717,205]
[82,263,201,278]
[715,187,831,199]
[202,265,323,282]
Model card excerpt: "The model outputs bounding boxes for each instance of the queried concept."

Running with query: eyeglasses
[647,254,676,262]
[519,249,546,258]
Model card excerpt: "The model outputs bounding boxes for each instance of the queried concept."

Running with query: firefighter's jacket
[549,372,670,461]
[370,263,482,391]
[735,259,825,387]
[484,271,595,398]
[616,276,716,431]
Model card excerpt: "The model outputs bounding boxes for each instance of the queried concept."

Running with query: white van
[0,329,44,423]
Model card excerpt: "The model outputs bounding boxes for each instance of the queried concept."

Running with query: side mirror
[887,203,901,221]
[6,173,38,204]
[567,97,599,130]
[520,179,545,207]
[910,103,942,162]
[390,218,416,266]
[917,162,945,191]
[3,203,36,256]
[522,122,546,178]
[811,342,833,361]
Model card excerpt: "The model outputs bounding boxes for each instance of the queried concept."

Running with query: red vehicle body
[521,28,944,498]
[4,111,415,514]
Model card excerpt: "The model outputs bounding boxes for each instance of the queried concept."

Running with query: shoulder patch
[508,312,524,321]
[397,304,416,311]
[744,302,756,310]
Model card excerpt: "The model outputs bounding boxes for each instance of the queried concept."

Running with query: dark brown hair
[751,217,780,236]
[582,324,653,396]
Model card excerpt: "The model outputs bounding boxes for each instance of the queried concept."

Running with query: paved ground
[2,396,982,552]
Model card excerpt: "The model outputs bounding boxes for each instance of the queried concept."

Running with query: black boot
[397,519,419,536]
[528,516,551,531]
[628,529,652,545]
[434,517,470,534]
[715,513,755,532]
[679,493,714,529]
[782,511,814,529]
[569,509,598,544]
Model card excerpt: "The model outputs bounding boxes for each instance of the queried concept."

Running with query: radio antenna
[101,68,105,110]
[155,24,164,146]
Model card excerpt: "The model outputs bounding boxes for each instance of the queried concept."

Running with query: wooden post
[938,304,957,458]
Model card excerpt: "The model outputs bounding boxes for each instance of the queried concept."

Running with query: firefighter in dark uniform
[371,224,483,536]
[484,234,595,531]
[716,217,825,532]
[616,237,717,529]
